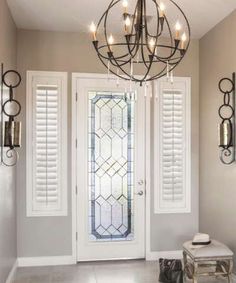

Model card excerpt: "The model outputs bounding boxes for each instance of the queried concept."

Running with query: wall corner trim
[17,256,76,267]
[5,259,18,283]
[146,250,183,261]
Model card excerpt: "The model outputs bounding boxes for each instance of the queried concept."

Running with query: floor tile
[13,260,235,283]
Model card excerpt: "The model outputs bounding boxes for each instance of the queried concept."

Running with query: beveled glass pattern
[88,91,135,241]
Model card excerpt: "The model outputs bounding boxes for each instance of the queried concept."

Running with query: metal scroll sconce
[218,73,235,164]
[0,63,22,166]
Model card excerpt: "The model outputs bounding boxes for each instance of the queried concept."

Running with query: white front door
[74,74,146,261]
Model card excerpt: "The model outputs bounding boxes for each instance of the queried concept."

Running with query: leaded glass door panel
[88,92,134,242]
[75,74,146,261]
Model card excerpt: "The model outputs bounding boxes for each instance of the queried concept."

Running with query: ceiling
[7,0,236,39]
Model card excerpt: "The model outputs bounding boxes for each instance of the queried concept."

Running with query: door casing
[71,73,151,262]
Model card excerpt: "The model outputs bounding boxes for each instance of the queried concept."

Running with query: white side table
[183,240,234,283]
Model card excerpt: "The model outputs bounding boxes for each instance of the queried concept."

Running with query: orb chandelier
[90,0,190,86]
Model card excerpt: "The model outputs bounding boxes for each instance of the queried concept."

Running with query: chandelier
[90,0,190,86]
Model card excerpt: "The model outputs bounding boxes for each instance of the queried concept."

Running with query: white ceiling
[7,0,236,39]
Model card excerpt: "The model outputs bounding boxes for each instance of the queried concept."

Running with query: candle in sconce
[218,123,232,147]
[4,121,21,148]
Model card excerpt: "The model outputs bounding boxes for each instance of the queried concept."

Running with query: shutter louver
[34,86,61,209]
[161,91,184,202]
[154,78,191,214]
[27,72,67,217]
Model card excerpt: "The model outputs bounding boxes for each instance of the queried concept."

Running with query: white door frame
[71,73,151,262]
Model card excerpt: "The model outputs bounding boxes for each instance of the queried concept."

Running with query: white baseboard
[17,255,76,267]
[5,259,18,283]
[17,251,182,266]
[146,250,183,261]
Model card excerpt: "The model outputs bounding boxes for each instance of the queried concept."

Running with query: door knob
[138,180,144,185]
[135,190,144,196]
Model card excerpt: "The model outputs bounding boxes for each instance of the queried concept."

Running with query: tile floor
[13,260,234,283]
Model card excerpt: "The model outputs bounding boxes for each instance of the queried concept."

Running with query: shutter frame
[26,71,68,217]
[154,77,191,214]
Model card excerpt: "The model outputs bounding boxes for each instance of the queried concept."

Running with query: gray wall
[200,10,236,264]
[16,30,199,257]
[0,0,17,281]
[16,31,104,257]
[150,40,199,251]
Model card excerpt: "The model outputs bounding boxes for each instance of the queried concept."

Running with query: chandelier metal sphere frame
[90,0,191,86]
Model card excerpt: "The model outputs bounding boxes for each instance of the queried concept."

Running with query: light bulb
[122,0,128,8]
[125,16,131,27]
[122,0,128,13]
[108,34,114,45]
[181,32,187,49]
[159,2,165,17]
[124,16,131,34]
[108,34,114,51]
[175,21,181,39]
[149,38,155,53]
[90,22,96,33]
[182,32,187,42]
[90,22,97,40]
[175,21,181,31]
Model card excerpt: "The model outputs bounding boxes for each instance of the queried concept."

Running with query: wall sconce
[0,63,22,166]
[218,73,235,164]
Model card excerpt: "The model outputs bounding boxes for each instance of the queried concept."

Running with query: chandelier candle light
[90,0,190,85]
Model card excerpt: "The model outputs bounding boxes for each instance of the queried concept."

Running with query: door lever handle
[134,190,144,196]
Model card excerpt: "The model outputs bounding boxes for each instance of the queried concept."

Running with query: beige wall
[0,0,17,281]
[16,29,199,256]
[200,10,236,263]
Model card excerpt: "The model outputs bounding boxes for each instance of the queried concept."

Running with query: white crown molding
[5,259,18,283]
[17,256,76,267]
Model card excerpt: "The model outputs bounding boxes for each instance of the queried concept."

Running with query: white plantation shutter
[27,72,67,216]
[34,86,60,208]
[161,90,184,202]
[154,78,191,214]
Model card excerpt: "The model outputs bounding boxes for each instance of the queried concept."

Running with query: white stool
[183,240,234,283]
